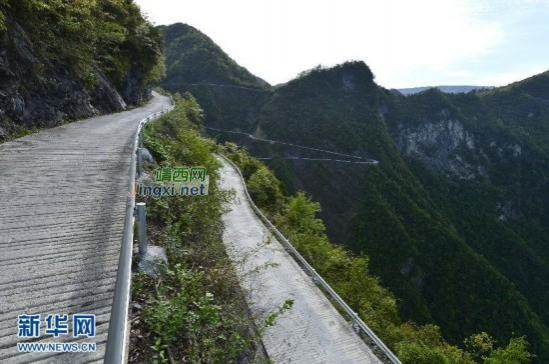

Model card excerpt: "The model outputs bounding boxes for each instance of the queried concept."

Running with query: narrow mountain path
[218,157,383,364]
[0,92,172,363]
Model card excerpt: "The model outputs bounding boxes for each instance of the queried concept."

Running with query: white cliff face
[398,118,484,180]
[397,116,526,221]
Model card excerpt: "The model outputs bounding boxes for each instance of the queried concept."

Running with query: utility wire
[257,157,378,165]
[162,82,271,93]
[205,126,379,165]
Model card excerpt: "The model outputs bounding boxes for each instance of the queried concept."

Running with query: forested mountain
[0,0,164,140]
[159,23,272,130]
[162,24,549,362]
[397,85,493,95]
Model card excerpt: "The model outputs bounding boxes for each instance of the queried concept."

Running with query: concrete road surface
[0,92,172,363]
[218,157,383,364]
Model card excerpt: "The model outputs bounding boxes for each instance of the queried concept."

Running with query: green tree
[247,167,284,210]
[484,336,534,364]
[287,192,325,235]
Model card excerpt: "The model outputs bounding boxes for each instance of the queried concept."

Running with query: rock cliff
[0,3,160,140]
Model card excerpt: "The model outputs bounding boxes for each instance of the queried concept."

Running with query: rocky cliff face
[397,117,486,179]
[121,70,152,106]
[0,18,147,140]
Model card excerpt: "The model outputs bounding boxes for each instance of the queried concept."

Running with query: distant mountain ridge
[160,23,549,362]
[397,85,494,95]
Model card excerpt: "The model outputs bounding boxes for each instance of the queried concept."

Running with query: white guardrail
[104,97,175,364]
[219,154,402,364]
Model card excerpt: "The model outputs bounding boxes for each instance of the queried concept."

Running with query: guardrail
[104,96,175,364]
[219,154,402,364]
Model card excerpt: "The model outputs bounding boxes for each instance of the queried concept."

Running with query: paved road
[218,158,382,364]
[0,92,171,363]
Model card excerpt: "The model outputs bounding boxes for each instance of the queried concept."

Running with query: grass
[128,93,270,364]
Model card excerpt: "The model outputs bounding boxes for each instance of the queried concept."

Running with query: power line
[205,126,379,164]
[162,82,271,93]
[256,157,379,165]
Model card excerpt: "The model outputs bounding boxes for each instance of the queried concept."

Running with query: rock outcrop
[397,117,486,179]
[0,17,149,139]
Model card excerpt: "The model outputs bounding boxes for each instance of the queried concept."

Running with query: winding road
[218,157,383,364]
[0,92,171,363]
[0,91,389,363]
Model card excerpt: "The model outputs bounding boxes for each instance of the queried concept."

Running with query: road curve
[218,157,382,364]
[0,92,172,363]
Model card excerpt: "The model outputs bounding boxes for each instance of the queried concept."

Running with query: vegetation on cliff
[128,91,536,363]
[130,94,263,363]
[0,0,165,140]
[248,63,549,361]
[0,0,164,92]
[223,142,535,364]
[159,23,272,130]
[161,24,549,361]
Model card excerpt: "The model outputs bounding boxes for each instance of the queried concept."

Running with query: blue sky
[134,0,549,88]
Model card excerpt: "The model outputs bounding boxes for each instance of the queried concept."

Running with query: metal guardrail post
[136,202,147,256]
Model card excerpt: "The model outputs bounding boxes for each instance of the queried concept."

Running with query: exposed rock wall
[0,18,146,139]
[397,118,486,179]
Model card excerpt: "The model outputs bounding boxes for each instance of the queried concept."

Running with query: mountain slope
[160,23,268,88]
[161,24,549,361]
[159,23,272,130]
[251,65,549,360]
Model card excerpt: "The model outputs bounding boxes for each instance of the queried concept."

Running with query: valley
[161,23,549,361]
